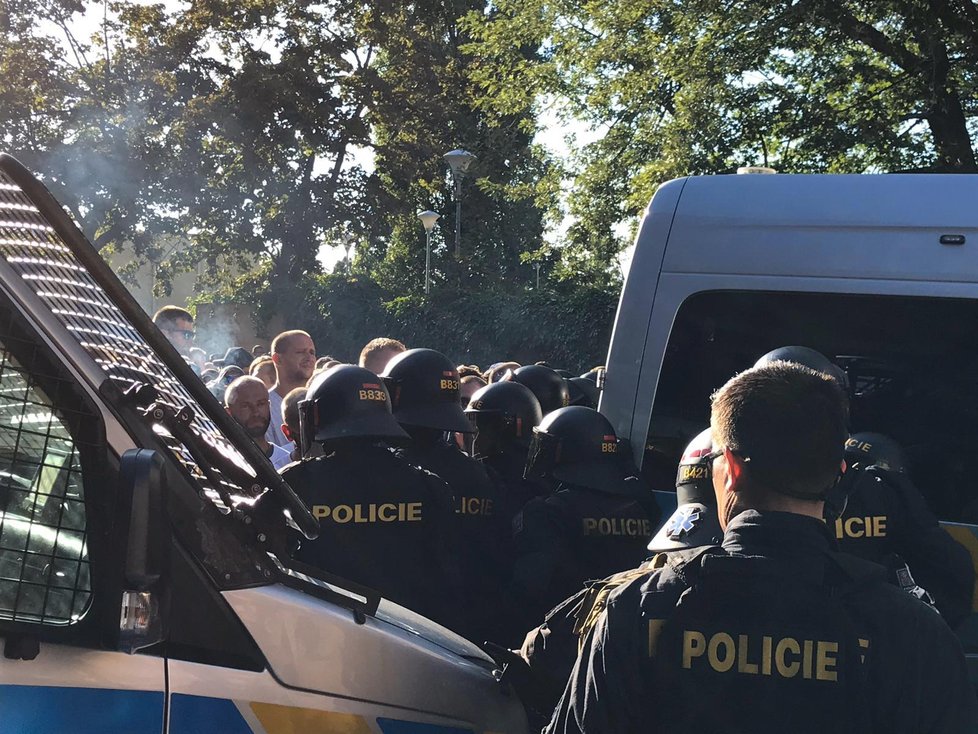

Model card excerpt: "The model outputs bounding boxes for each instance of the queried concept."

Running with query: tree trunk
[926,89,978,171]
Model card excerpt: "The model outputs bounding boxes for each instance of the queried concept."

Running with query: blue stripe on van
[0,685,163,733]
[169,693,252,733]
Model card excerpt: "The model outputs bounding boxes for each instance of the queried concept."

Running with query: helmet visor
[524,429,560,480]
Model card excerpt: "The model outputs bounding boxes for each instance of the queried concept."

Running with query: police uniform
[484,445,552,523]
[509,407,661,640]
[397,433,510,642]
[546,510,977,734]
[283,443,460,626]
[834,434,974,627]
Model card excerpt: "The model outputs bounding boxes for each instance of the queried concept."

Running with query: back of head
[381,348,471,433]
[466,380,543,451]
[524,406,633,492]
[508,364,570,415]
[302,364,408,446]
[359,337,406,375]
[711,361,847,501]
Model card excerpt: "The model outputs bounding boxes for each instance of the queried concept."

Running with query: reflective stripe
[0,685,163,732]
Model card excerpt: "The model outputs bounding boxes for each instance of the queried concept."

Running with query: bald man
[226,376,292,470]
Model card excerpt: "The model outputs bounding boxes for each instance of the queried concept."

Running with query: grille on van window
[0,319,92,626]
[0,171,248,510]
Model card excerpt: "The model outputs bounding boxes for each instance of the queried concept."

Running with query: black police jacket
[397,438,511,642]
[835,466,974,627]
[482,445,551,523]
[546,510,977,734]
[281,442,461,627]
[509,479,659,636]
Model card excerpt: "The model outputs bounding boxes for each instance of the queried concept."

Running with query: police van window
[644,290,978,524]
[0,340,90,626]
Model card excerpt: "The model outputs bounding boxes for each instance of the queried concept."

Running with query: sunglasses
[702,448,752,464]
[167,328,195,340]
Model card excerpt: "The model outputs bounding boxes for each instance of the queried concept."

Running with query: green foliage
[465,0,978,275]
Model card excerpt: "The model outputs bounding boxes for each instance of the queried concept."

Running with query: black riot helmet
[465,381,543,451]
[754,345,848,391]
[524,406,635,493]
[844,431,906,473]
[647,428,723,553]
[567,376,600,408]
[508,364,571,415]
[300,364,409,445]
[381,348,472,433]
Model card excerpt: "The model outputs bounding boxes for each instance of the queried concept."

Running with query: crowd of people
[152,305,978,732]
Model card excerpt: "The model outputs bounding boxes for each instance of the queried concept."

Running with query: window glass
[644,291,978,523]
[0,342,90,625]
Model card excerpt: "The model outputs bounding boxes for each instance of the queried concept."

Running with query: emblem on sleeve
[665,506,701,539]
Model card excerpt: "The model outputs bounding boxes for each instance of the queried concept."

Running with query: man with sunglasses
[547,361,976,734]
[153,305,195,357]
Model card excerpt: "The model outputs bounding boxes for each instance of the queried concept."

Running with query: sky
[64,2,636,277]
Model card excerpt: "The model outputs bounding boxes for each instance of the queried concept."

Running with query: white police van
[600,171,978,679]
[0,154,527,733]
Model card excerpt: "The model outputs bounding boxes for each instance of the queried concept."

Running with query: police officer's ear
[282,423,293,442]
[720,448,748,493]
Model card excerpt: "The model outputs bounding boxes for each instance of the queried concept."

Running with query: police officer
[515,428,718,729]
[465,380,547,522]
[509,407,661,640]
[382,348,509,642]
[281,364,460,627]
[508,364,570,415]
[547,362,977,733]
[755,346,974,626]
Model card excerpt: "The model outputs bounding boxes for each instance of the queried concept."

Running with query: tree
[465,0,978,276]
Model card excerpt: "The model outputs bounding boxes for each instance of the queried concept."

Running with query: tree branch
[819,2,924,71]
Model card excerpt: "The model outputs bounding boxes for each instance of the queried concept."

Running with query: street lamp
[443,149,477,259]
[418,210,440,294]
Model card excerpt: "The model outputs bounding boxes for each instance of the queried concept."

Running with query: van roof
[661,174,978,282]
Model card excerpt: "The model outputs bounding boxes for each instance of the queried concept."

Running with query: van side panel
[601,177,687,443]
[663,175,978,282]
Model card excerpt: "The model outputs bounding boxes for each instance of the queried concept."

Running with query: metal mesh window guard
[0,331,90,625]
[0,172,251,511]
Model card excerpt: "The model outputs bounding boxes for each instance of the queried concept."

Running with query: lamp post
[443,149,477,259]
[418,210,440,294]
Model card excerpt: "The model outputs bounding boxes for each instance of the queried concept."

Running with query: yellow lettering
[598,518,612,535]
[844,517,864,538]
[354,504,368,523]
[312,505,330,519]
[873,516,886,537]
[775,638,801,678]
[647,619,666,658]
[737,634,758,674]
[407,502,422,521]
[682,630,706,669]
[858,638,870,664]
[332,505,352,523]
[834,517,844,539]
[378,503,397,522]
[583,518,597,534]
[816,641,838,682]
[707,632,735,673]
[761,636,773,675]
[803,640,814,679]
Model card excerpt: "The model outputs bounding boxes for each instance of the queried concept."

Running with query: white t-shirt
[268,442,293,471]
[265,388,291,449]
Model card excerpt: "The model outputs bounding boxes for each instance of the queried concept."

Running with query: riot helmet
[524,406,635,493]
[299,364,409,445]
[754,345,848,391]
[381,348,472,433]
[647,428,723,553]
[844,431,906,473]
[465,381,543,454]
[567,376,600,408]
[508,364,570,415]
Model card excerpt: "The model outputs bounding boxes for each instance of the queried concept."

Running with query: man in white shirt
[226,376,292,470]
[266,330,316,449]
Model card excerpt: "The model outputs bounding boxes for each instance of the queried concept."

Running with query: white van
[601,172,978,674]
[0,154,527,732]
